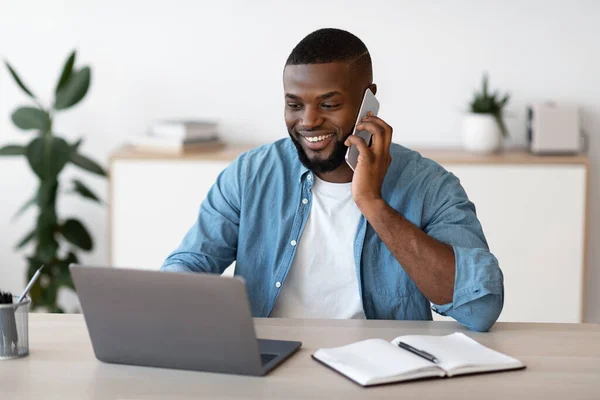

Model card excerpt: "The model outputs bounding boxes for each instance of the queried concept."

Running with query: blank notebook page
[391,333,523,375]
[314,338,442,385]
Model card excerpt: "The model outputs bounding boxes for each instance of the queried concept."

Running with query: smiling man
[161,28,504,332]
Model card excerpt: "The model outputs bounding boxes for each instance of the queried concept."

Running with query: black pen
[397,342,439,364]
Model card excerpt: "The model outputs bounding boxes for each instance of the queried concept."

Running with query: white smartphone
[345,88,380,171]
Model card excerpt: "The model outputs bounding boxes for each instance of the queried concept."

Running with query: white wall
[1,0,598,320]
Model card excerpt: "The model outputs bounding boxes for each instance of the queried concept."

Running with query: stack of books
[126,120,225,154]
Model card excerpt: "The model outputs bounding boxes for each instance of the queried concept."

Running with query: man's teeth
[305,134,334,143]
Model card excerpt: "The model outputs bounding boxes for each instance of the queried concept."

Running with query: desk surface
[3,315,600,399]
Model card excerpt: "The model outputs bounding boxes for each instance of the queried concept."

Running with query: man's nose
[299,106,323,130]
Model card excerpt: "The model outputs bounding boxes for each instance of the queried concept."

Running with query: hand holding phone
[345,88,380,171]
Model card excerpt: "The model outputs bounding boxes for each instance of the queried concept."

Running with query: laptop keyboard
[260,353,278,365]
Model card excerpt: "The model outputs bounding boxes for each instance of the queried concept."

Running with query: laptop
[70,265,302,376]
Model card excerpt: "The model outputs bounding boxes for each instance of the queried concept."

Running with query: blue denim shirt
[161,139,504,332]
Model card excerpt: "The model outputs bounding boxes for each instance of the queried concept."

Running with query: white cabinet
[442,165,586,323]
[110,147,588,323]
[110,159,231,270]
[109,146,250,272]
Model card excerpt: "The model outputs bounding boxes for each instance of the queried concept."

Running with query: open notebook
[312,333,525,387]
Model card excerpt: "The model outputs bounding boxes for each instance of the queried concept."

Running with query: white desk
[2,314,600,399]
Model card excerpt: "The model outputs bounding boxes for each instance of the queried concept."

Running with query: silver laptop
[70,265,301,376]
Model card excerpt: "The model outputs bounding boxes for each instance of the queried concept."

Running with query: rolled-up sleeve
[423,169,504,332]
[160,154,245,274]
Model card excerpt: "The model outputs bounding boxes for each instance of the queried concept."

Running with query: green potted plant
[0,50,107,312]
[463,72,510,154]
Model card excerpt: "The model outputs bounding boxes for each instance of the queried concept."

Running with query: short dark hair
[286,28,372,81]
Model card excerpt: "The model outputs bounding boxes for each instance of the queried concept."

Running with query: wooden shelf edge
[109,144,259,162]
[109,144,589,166]
[414,148,589,165]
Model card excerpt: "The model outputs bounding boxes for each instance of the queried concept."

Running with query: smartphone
[345,88,380,171]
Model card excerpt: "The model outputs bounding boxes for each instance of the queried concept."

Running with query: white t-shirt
[270,175,365,319]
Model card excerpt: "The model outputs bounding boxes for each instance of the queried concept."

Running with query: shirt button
[290,240,297,246]
[275,282,281,288]
[302,198,308,205]
[307,175,312,181]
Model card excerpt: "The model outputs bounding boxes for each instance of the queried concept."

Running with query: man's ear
[369,83,377,95]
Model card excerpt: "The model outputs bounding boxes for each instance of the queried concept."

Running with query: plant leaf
[493,112,509,138]
[54,275,75,291]
[70,152,107,176]
[53,252,78,291]
[26,136,71,180]
[62,251,79,266]
[54,67,91,110]
[27,257,45,271]
[0,145,26,156]
[71,138,83,151]
[36,207,59,263]
[55,50,76,94]
[41,280,59,310]
[37,234,59,264]
[4,60,36,99]
[11,106,50,131]
[38,180,58,207]
[61,218,93,251]
[15,228,36,249]
[72,179,102,203]
[12,196,36,221]
[482,72,488,97]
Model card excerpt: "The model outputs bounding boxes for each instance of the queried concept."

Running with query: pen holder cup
[0,296,30,360]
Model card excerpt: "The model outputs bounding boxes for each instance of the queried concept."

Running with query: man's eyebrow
[285,91,343,101]
[317,91,343,100]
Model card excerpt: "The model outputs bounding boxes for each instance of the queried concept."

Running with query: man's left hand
[344,112,393,211]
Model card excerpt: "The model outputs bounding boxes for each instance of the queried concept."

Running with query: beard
[288,130,351,174]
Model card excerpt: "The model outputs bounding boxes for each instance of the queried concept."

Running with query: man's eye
[321,104,340,109]
[287,103,302,109]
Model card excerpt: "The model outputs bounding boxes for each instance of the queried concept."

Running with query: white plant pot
[462,113,503,154]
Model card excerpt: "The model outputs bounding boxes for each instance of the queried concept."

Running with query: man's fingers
[356,121,388,154]
[345,135,374,162]
[360,115,393,152]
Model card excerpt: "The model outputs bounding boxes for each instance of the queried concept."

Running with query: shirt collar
[298,166,311,183]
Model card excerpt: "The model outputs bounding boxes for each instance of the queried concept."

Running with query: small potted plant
[463,72,510,153]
